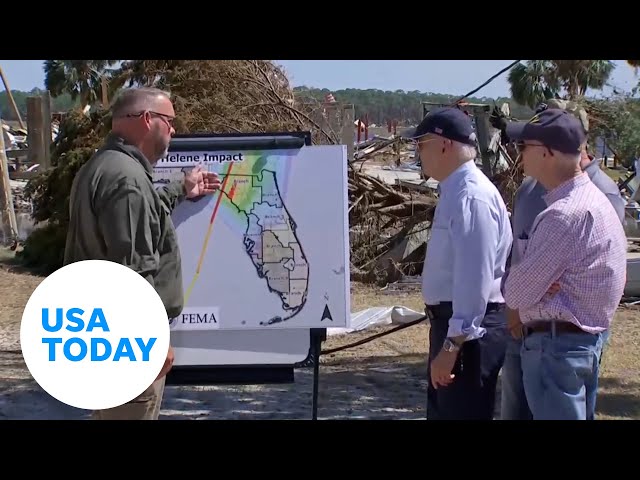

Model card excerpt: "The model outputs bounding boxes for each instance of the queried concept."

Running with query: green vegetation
[16,109,112,273]
[1,87,78,120]
[293,87,535,124]
[6,59,640,275]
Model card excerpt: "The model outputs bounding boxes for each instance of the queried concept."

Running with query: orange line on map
[228,180,237,201]
[184,163,235,304]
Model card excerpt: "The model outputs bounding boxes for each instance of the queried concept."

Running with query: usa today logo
[20,260,170,411]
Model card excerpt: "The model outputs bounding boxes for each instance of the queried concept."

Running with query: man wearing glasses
[64,87,221,420]
[497,101,625,421]
[502,108,627,420]
[405,107,512,420]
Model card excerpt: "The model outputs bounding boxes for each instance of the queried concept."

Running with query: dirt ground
[1,250,638,420]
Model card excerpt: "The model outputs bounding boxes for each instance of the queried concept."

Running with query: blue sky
[1,60,638,98]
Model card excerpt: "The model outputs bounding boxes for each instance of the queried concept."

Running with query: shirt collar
[102,133,154,179]
[439,160,475,193]
[527,158,601,192]
[543,172,590,205]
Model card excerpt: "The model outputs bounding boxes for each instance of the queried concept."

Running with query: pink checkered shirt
[504,172,627,333]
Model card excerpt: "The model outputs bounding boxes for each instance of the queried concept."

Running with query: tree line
[0,88,78,122]
[292,86,536,125]
[3,60,640,163]
[2,84,535,126]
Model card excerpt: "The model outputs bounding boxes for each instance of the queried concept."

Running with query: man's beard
[149,141,170,165]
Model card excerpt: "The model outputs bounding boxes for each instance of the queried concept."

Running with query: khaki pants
[92,377,166,420]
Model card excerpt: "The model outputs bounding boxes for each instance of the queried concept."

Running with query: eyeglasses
[413,138,437,148]
[125,110,175,128]
[516,141,555,159]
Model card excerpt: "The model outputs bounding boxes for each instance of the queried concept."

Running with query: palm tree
[43,60,120,110]
[507,61,559,110]
[109,60,180,90]
[507,60,615,108]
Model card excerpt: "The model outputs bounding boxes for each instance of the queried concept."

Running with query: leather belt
[425,302,504,320]
[523,321,585,335]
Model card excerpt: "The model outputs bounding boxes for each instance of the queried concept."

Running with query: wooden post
[0,121,19,244]
[41,91,52,169]
[341,103,354,161]
[474,108,494,177]
[0,66,26,130]
[26,96,45,168]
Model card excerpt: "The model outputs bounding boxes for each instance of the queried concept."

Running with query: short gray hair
[555,150,581,166]
[454,141,478,163]
[111,87,171,118]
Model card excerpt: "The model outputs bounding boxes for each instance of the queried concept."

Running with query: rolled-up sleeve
[448,197,500,341]
[95,182,160,288]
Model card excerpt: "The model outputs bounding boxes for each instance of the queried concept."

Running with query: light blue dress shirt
[422,160,513,341]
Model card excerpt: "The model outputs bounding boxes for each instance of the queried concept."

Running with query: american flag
[324,93,336,104]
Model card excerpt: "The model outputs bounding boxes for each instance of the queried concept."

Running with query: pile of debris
[10,180,32,214]
[348,164,436,285]
[354,134,419,168]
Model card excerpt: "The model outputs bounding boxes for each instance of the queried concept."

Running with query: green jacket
[63,133,186,319]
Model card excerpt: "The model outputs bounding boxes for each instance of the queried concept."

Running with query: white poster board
[152,133,350,372]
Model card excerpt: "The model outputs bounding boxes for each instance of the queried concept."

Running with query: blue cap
[505,108,586,154]
[402,107,477,146]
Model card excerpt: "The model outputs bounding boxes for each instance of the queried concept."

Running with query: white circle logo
[20,260,170,411]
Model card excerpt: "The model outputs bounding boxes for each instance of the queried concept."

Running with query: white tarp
[327,306,426,336]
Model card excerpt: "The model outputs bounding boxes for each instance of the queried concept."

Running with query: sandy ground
[1,255,639,420]
[0,265,430,420]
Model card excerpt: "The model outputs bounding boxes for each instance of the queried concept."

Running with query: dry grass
[321,282,429,363]
[1,248,639,419]
[597,304,640,419]
[336,282,640,420]
[0,249,44,351]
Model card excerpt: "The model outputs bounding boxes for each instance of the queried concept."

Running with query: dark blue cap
[505,108,586,154]
[402,107,477,146]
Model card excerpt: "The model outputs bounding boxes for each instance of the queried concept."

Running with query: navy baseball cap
[505,108,586,154]
[402,107,477,146]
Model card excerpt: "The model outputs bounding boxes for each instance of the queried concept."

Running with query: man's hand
[184,165,221,199]
[155,345,174,381]
[506,307,523,339]
[430,349,458,388]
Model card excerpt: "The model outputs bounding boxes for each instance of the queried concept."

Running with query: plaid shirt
[504,173,627,333]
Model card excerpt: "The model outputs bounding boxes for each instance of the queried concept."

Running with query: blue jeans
[501,328,609,420]
[520,327,604,420]
[500,336,533,420]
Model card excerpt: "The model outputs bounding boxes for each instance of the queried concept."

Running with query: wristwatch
[442,338,461,352]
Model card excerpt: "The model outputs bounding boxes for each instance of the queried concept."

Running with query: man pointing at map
[64,87,221,420]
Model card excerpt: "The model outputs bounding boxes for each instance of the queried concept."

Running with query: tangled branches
[19,60,341,273]
[112,60,337,145]
[348,169,437,284]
